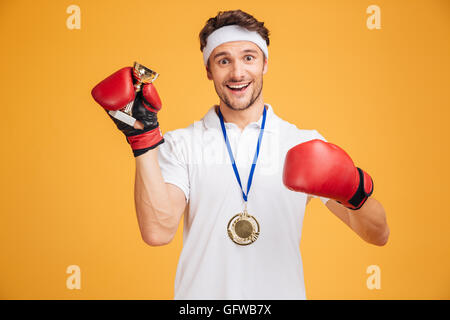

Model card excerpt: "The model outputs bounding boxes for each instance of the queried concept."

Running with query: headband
[202,25,269,66]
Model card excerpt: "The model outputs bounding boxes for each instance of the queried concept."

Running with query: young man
[93,10,389,300]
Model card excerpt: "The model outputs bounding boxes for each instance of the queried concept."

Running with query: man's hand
[91,67,164,157]
[283,139,373,210]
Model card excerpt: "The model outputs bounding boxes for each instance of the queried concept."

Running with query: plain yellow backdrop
[0,0,449,299]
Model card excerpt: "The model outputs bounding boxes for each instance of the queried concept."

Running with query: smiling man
[205,32,266,113]
[93,9,389,300]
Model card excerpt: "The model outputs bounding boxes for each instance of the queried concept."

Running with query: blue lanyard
[218,106,267,203]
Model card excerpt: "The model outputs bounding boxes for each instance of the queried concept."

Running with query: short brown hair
[199,10,270,53]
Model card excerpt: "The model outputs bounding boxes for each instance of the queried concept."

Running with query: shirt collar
[203,103,278,133]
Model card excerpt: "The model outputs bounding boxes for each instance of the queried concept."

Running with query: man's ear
[206,65,213,80]
[263,58,268,75]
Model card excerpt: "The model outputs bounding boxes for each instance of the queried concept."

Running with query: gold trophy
[108,62,159,129]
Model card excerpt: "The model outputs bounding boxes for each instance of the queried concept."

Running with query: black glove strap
[346,167,374,210]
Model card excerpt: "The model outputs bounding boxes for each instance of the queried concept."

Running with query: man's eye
[219,59,229,64]
[245,55,254,61]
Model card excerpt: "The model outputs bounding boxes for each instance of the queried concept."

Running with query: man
[92,10,389,300]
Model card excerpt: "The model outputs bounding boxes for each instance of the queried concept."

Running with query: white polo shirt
[158,104,329,300]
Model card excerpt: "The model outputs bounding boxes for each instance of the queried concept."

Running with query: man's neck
[217,101,266,131]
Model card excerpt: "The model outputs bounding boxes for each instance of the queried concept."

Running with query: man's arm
[134,148,186,246]
[286,139,388,246]
[91,65,185,246]
[324,197,390,246]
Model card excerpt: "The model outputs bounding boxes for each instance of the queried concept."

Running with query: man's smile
[226,81,251,94]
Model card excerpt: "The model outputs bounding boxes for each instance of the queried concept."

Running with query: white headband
[202,25,269,66]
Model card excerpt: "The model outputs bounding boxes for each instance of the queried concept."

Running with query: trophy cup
[107,62,159,129]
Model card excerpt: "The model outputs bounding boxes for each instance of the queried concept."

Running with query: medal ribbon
[218,106,267,203]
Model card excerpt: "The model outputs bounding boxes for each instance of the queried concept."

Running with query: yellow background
[1,0,449,299]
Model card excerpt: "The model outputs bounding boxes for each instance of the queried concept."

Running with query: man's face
[206,41,268,111]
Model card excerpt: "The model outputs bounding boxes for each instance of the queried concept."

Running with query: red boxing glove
[91,67,163,157]
[283,139,373,210]
[91,67,135,112]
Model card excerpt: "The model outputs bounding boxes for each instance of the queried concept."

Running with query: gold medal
[219,106,267,246]
[227,206,260,246]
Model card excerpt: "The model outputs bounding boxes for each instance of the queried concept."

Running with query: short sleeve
[308,130,330,205]
[157,131,190,202]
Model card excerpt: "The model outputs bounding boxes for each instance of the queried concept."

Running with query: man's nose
[229,60,246,80]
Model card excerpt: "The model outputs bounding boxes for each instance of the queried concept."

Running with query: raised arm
[91,65,186,246]
[134,149,186,246]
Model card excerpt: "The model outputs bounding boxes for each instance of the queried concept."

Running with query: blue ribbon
[218,106,267,202]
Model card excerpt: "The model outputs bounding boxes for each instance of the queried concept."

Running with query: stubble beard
[215,77,264,112]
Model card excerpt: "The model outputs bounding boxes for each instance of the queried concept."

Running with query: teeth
[227,83,249,89]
